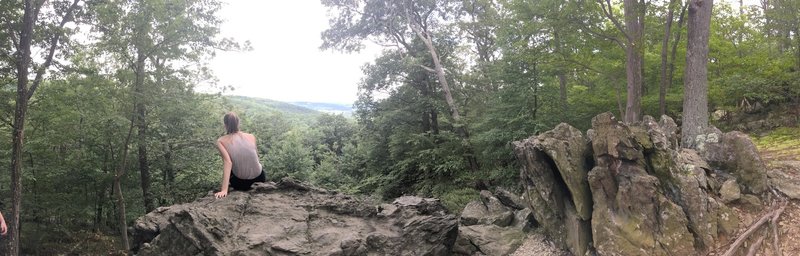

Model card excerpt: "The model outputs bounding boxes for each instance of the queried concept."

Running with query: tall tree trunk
[7,2,36,254]
[134,49,154,213]
[407,9,479,172]
[114,117,136,252]
[682,0,714,148]
[5,0,79,251]
[558,73,568,117]
[669,3,689,87]
[623,0,645,123]
[554,32,569,118]
[660,0,679,116]
[795,26,800,70]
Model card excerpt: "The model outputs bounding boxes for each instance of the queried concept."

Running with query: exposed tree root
[722,200,788,256]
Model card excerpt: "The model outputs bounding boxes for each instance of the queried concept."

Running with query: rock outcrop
[131,179,458,256]
[695,127,769,194]
[512,123,593,256]
[514,113,747,256]
[768,161,800,199]
[453,189,533,255]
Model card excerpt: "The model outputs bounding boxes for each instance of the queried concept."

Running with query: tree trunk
[682,0,714,148]
[669,3,689,89]
[553,32,569,118]
[408,13,479,172]
[114,117,136,252]
[660,0,679,116]
[6,1,36,254]
[134,49,154,213]
[113,177,129,252]
[558,73,568,118]
[623,0,645,123]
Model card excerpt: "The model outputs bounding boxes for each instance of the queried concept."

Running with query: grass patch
[438,188,480,214]
[753,127,800,161]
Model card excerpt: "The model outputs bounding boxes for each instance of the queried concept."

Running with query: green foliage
[438,188,480,214]
[263,130,314,181]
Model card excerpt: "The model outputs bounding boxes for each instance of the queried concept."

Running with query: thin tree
[659,0,683,116]
[6,0,80,254]
[597,0,646,123]
[681,0,714,148]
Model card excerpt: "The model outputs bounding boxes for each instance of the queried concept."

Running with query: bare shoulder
[243,132,257,143]
[217,135,231,145]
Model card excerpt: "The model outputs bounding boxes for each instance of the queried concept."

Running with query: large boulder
[768,161,800,199]
[695,128,769,194]
[514,113,740,255]
[453,225,525,256]
[512,123,593,256]
[454,190,533,256]
[642,116,738,249]
[587,113,695,255]
[131,179,458,256]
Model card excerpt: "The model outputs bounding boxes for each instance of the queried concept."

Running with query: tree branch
[26,0,80,100]
[574,17,625,48]
[597,0,632,43]
[6,21,19,50]
[418,64,435,73]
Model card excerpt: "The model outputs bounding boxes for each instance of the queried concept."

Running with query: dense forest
[0,0,798,254]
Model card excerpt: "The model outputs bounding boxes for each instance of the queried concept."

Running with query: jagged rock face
[515,113,742,256]
[587,113,695,255]
[453,190,531,256]
[696,128,769,194]
[512,123,593,256]
[131,179,458,256]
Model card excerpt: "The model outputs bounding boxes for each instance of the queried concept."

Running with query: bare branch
[419,64,436,73]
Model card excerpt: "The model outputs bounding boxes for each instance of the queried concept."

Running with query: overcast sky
[209,0,760,105]
[210,0,380,105]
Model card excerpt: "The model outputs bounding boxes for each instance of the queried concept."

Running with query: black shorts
[230,170,266,191]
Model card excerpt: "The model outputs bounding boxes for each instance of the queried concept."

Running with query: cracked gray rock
[131,178,458,256]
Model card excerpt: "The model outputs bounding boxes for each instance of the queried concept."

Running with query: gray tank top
[225,134,262,179]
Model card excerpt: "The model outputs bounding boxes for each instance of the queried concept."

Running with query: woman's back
[220,133,262,180]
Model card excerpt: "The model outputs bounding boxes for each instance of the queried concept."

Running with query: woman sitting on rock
[214,112,266,199]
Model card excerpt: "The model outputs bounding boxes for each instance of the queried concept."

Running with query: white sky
[209,0,760,105]
[210,0,380,105]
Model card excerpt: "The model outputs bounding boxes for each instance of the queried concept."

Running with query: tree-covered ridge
[226,96,324,124]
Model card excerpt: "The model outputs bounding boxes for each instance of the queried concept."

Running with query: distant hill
[225,96,322,124]
[224,96,354,125]
[290,102,354,116]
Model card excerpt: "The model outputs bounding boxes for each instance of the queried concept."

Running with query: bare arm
[215,139,232,198]
[0,210,7,235]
